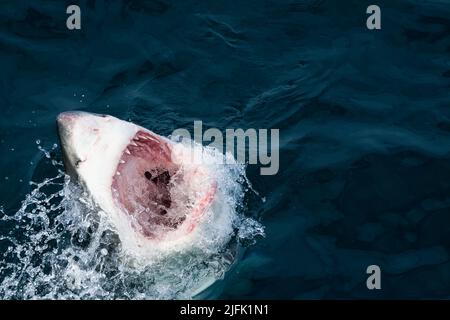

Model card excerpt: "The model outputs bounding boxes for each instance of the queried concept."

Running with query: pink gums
[111,130,215,240]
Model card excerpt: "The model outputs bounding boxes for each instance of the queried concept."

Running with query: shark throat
[111,130,184,239]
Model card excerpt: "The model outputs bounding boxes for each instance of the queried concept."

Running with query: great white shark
[56,111,221,255]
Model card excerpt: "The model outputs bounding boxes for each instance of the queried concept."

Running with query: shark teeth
[147,136,159,143]
[136,133,159,143]
[125,149,131,155]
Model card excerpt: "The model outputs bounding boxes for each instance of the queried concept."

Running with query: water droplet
[36,139,41,145]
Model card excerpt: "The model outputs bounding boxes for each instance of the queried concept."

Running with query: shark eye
[75,159,82,167]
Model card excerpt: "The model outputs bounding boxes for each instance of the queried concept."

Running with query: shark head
[57,111,136,180]
[57,111,216,248]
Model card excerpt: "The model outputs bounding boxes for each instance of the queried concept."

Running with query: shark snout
[56,111,100,178]
[57,111,89,129]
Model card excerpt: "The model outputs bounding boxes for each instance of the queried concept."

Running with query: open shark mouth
[56,111,219,245]
[112,130,217,240]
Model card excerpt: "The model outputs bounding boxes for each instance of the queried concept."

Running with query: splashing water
[0,141,264,299]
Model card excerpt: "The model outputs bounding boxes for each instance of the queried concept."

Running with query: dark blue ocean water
[1,0,450,299]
